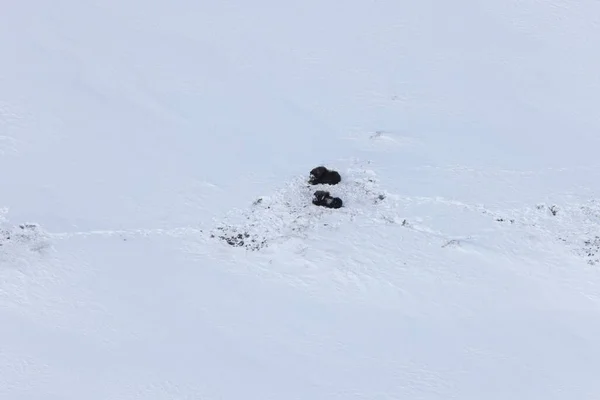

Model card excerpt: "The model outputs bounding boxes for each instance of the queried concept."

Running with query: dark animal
[309,166,341,185]
[312,190,343,209]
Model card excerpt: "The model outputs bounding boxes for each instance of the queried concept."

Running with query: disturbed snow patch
[210,166,388,250]
[0,223,50,254]
[504,199,600,266]
[561,200,600,265]
[0,212,51,269]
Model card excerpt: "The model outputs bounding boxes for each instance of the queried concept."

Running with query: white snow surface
[2,1,600,399]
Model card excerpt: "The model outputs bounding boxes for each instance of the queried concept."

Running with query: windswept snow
[3,1,600,399]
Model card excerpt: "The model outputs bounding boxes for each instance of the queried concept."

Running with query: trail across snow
[5,162,600,292]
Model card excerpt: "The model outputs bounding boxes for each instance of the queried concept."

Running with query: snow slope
[2,1,600,399]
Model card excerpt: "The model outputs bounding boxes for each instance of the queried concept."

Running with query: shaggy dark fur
[309,166,341,185]
[312,190,343,209]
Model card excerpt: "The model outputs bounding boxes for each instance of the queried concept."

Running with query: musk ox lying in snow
[312,190,343,209]
[309,166,341,185]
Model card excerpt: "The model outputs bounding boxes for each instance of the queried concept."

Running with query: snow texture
[2,1,600,399]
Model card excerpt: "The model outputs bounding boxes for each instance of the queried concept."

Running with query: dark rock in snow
[309,166,341,185]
